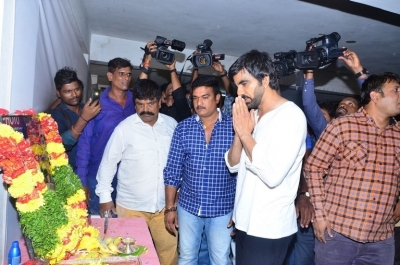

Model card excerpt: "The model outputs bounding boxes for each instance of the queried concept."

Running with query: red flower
[0,108,9,115]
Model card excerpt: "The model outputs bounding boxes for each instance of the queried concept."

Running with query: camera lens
[160,52,169,59]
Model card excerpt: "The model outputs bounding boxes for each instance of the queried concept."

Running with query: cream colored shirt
[225,102,307,239]
[96,113,177,212]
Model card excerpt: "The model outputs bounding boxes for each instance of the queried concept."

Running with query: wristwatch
[354,68,369,78]
[299,191,310,198]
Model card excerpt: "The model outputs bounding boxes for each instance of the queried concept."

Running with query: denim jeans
[315,229,394,265]
[285,221,315,265]
[87,177,117,215]
[177,205,233,265]
[198,231,210,265]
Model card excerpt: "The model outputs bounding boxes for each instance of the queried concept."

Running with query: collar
[132,113,164,125]
[359,107,398,127]
[195,108,222,123]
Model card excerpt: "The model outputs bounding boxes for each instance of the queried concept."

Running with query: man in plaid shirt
[305,72,400,265]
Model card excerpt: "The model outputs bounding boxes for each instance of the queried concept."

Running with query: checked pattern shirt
[164,111,236,218]
[305,108,400,242]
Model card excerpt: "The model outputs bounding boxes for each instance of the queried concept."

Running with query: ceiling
[82,0,400,90]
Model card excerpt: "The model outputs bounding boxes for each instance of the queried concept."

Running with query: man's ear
[370,91,379,103]
[262,76,270,89]
[56,90,61,98]
[106,72,113,81]
[216,93,221,104]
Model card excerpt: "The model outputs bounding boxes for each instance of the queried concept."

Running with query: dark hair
[77,79,84,90]
[229,49,279,91]
[132,79,161,101]
[361,72,400,106]
[318,101,336,119]
[191,75,220,97]
[108,57,133,73]
[160,83,170,92]
[54,67,79,91]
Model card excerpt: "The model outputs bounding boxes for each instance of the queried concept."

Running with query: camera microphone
[203,39,213,47]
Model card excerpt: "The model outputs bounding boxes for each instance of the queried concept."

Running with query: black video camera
[272,50,298,78]
[152,36,186,64]
[297,32,346,69]
[191,39,225,68]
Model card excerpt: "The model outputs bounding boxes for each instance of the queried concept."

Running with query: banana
[107,242,122,254]
[83,251,99,259]
[104,237,113,245]
[99,244,116,255]
[112,236,123,247]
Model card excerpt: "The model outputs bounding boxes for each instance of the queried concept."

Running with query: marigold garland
[0,113,102,264]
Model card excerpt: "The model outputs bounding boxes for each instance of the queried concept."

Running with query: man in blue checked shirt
[164,75,236,265]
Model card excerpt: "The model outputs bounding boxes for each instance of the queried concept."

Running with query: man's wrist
[298,191,310,198]
[354,67,369,78]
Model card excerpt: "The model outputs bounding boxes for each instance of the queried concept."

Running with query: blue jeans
[198,230,210,265]
[286,221,314,265]
[177,205,232,265]
[315,230,394,265]
[87,177,117,215]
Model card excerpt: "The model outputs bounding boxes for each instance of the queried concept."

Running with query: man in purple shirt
[75,57,135,215]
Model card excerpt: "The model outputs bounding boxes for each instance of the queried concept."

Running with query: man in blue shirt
[50,67,101,170]
[76,58,135,215]
[164,75,236,265]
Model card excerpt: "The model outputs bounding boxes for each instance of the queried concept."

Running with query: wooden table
[21,217,160,265]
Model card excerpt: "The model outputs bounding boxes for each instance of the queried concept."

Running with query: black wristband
[220,70,228,77]
[170,69,177,73]
[164,206,177,214]
[140,64,151,75]
[354,68,369,78]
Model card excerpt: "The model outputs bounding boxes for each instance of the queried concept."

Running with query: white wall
[0,0,91,261]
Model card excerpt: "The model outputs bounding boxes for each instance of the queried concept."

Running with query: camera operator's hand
[339,48,364,75]
[212,61,225,75]
[143,41,157,62]
[164,59,177,71]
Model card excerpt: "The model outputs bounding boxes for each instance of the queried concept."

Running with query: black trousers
[395,227,400,265]
[236,229,294,265]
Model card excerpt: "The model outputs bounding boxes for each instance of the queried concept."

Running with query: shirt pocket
[342,141,368,168]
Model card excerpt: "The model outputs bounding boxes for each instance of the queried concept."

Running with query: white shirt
[96,113,177,212]
[225,101,307,239]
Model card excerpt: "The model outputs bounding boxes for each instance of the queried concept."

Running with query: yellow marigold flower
[46,142,65,155]
[16,195,44,213]
[8,170,36,197]
[56,223,73,240]
[49,156,68,172]
[46,243,65,264]
[0,124,24,142]
[32,170,45,183]
[37,112,50,120]
[65,207,88,227]
[67,189,86,205]
[30,144,45,155]
[78,235,102,251]
[83,225,100,238]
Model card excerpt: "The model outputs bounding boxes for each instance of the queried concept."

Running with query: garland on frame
[0,113,101,264]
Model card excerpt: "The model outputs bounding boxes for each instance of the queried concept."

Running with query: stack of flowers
[0,112,101,264]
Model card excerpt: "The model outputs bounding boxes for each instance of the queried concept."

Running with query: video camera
[272,50,298,78]
[272,32,346,78]
[297,32,346,69]
[152,36,186,64]
[191,39,225,68]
